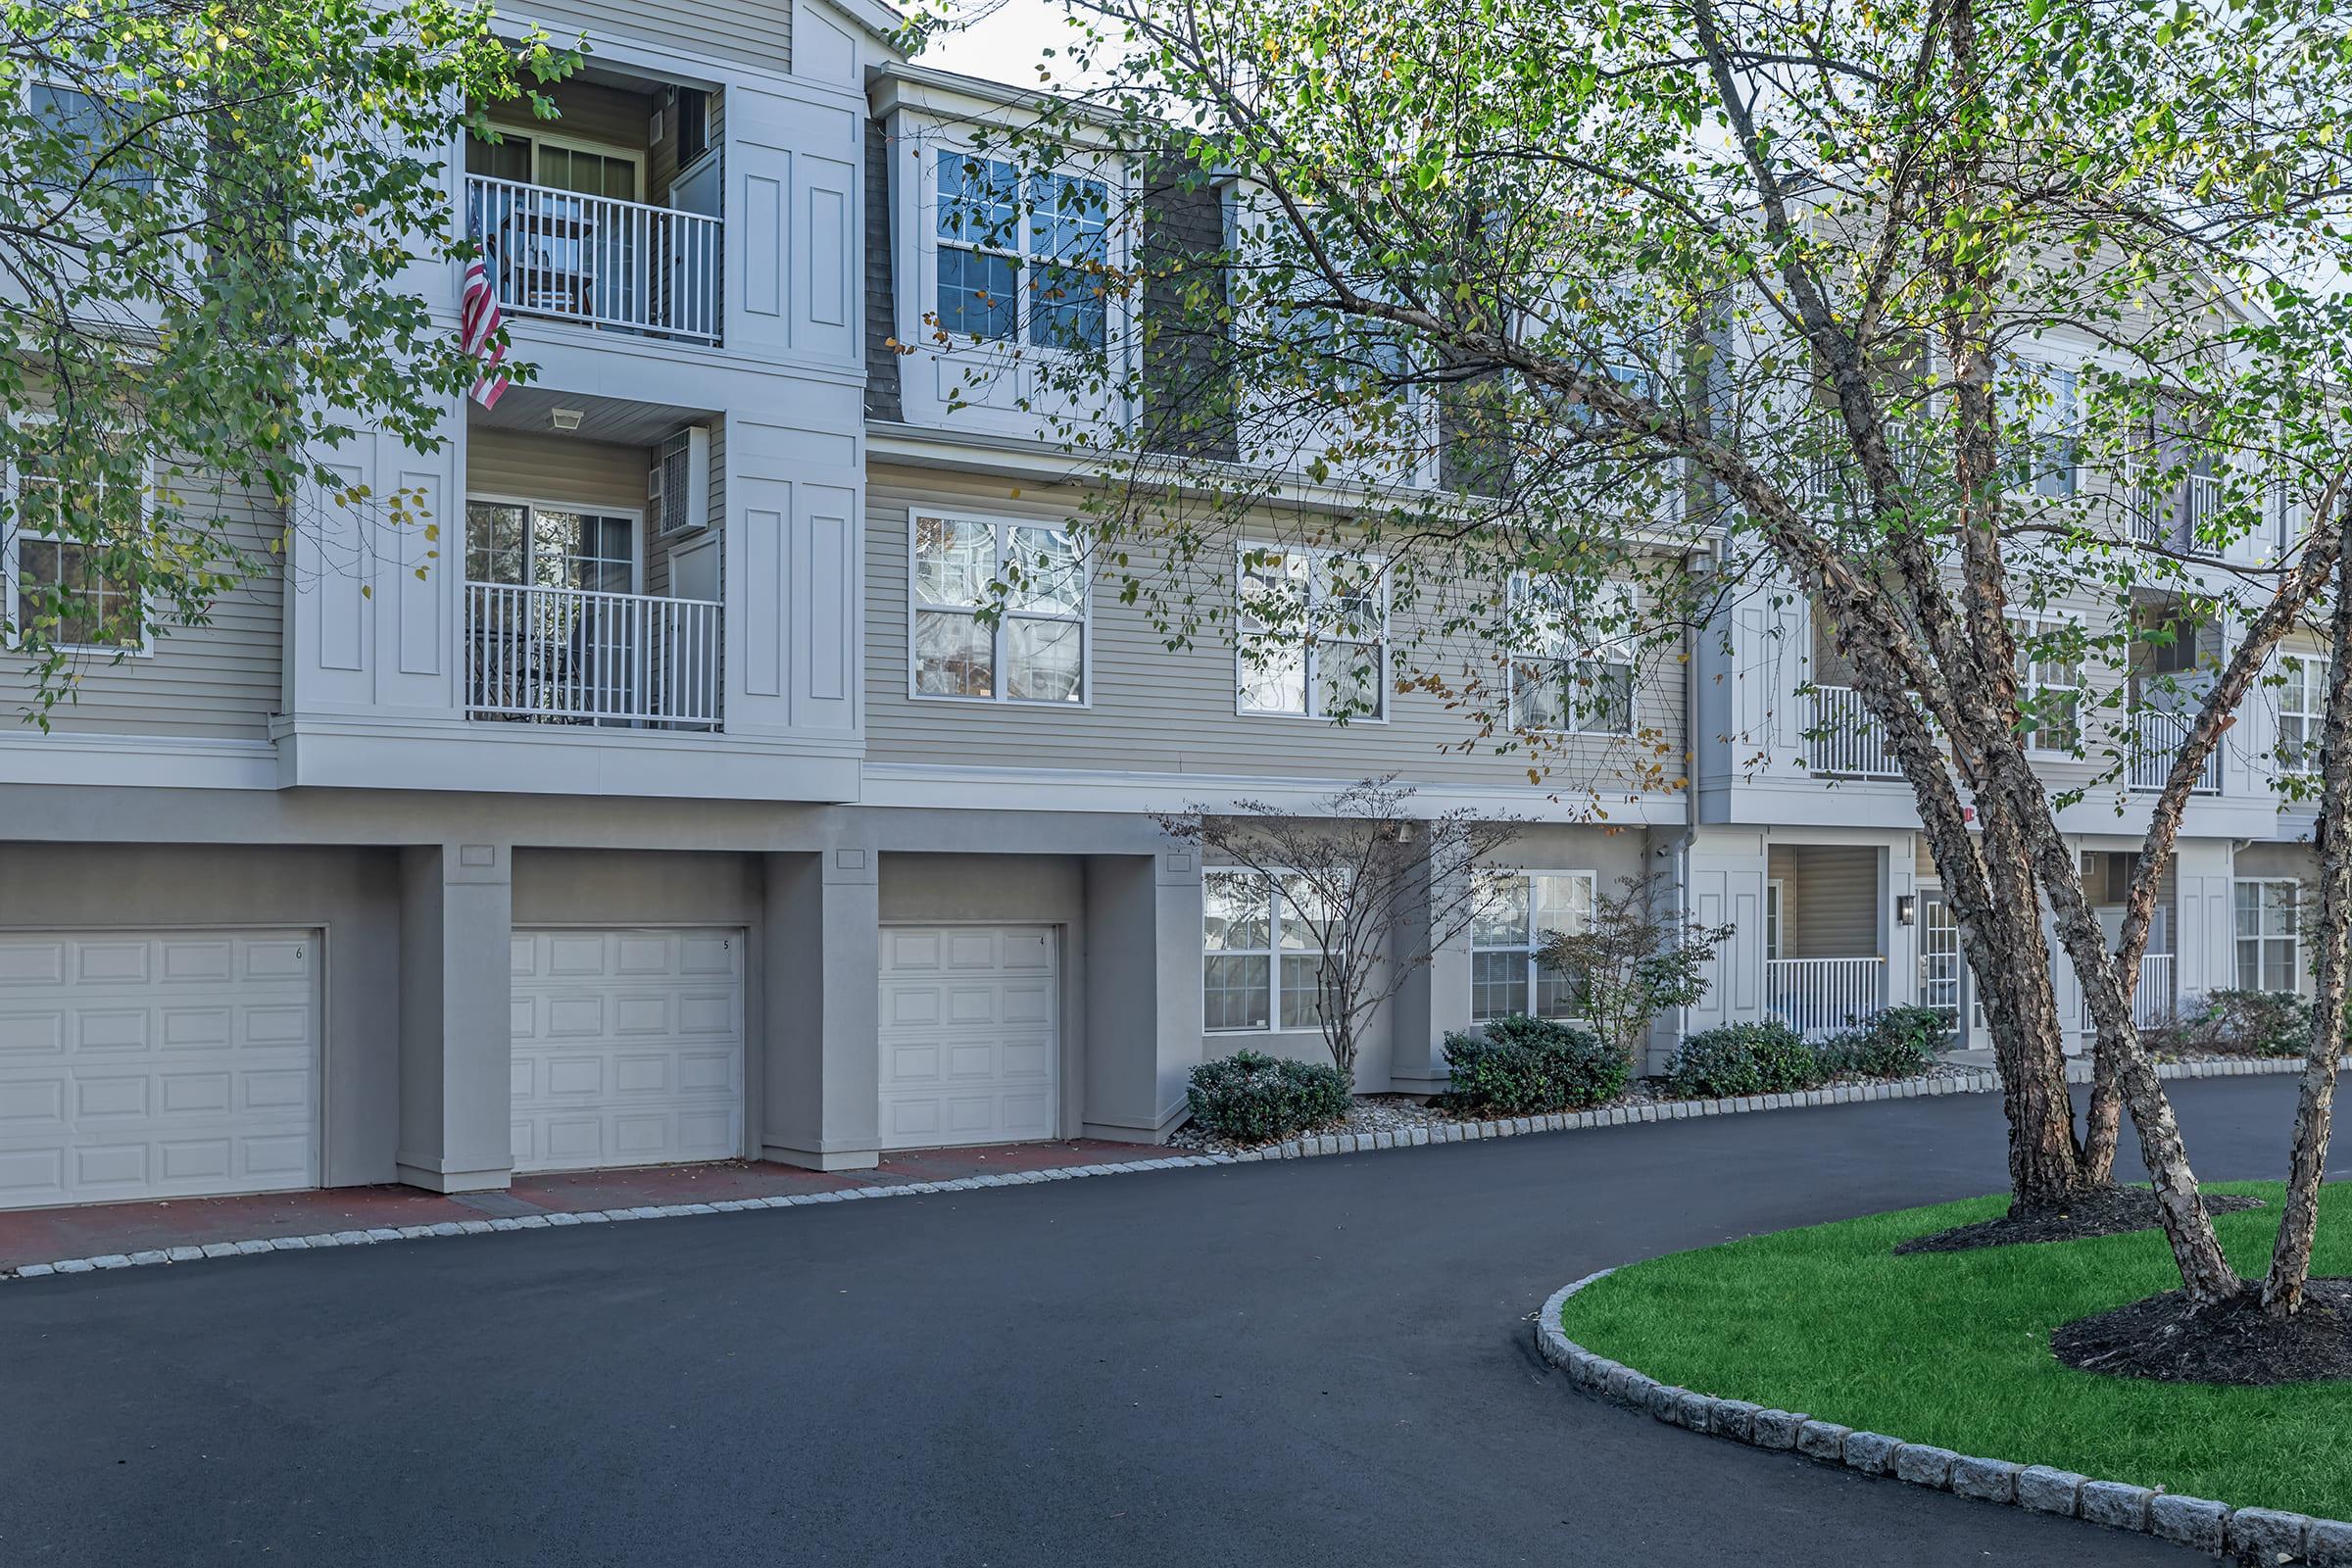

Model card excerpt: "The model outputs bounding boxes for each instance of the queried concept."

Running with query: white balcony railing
[2128,709,2222,794]
[466,174,721,343]
[1766,956,1886,1041]
[465,582,722,729]
[1808,686,1905,778]
[2133,953,2176,1030]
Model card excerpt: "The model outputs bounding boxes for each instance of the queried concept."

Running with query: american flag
[461,255,509,410]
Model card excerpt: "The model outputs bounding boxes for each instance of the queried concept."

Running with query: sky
[918,0,1098,90]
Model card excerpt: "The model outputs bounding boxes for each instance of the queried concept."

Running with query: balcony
[466,174,721,344]
[464,581,722,729]
[1766,956,1886,1040]
[2132,953,2176,1029]
[1807,686,1905,779]
[2128,710,2221,794]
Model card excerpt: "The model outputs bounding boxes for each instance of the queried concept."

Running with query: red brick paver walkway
[0,1140,1148,1271]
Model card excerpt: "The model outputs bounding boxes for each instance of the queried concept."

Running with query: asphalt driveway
[0,1079,2319,1566]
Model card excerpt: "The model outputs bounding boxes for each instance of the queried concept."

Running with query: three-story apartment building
[0,21,2323,1212]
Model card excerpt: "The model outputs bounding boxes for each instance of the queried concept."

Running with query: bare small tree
[1157,777,1519,1080]
[1540,874,1734,1073]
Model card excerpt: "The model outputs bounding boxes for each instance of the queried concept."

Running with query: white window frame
[2,419,155,658]
[2278,653,2325,776]
[2233,878,2302,995]
[1504,572,1638,737]
[1200,868,1337,1034]
[1765,879,1786,962]
[906,509,1092,708]
[1468,869,1598,1023]
[462,494,643,594]
[1234,543,1391,721]
[926,141,1113,356]
[2012,614,2082,756]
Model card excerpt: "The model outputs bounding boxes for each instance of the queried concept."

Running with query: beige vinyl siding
[486,79,653,161]
[505,0,789,77]
[4,475,282,740]
[866,465,1686,794]
[1768,844,1880,958]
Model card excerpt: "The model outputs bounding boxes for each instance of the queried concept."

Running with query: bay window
[1507,574,1636,735]
[2234,880,2301,994]
[1202,869,1333,1032]
[1469,871,1596,1021]
[909,513,1087,704]
[1237,546,1388,719]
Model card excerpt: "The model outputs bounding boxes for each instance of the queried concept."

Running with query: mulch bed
[1894,1186,2265,1254]
[2053,1280,2352,1385]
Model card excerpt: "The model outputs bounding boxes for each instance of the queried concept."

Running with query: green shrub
[1818,1006,1946,1079]
[1186,1049,1353,1143]
[2188,990,2312,1057]
[1665,1021,1822,1098]
[1439,1014,1629,1114]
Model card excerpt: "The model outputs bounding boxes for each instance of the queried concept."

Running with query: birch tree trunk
[2262,507,2352,1313]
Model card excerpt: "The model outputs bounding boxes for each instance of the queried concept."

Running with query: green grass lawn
[1560,1182,2352,1519]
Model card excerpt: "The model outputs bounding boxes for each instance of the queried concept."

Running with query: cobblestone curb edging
[1535,1273,2350,1566]
[2,1054,2308,1286]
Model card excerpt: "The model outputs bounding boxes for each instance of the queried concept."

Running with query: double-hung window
[1507,574,1636,736]
[1201,869,1333,1032]
[1469,871,1596,1021]
[1999,361,2078,499]
[909,513,1087,704]
[29,82,159,195]
[2234,879,2301,994]
[2278,654,2325,775]
[4,443,150,654]
[935,152,1109,351]
[1237,546,1388,719]
[2012,616,2082,753]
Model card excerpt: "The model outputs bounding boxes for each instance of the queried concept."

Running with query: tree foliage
[1539,872,1731,1072]
[915,0,2352,1308]
[0,0,574,717]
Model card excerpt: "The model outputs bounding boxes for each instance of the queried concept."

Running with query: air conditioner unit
[650,425,710,537]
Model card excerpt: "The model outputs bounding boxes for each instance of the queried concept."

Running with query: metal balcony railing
[1808,686,1905,778]
[1766,956,1886,1041]
[465,581,722,729]
[2128,710,2222,795]
[466,173,721,343]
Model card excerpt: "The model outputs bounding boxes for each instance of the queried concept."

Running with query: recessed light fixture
[551,407,584,431]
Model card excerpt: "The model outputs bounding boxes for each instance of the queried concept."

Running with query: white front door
[0,930,319,1209]
[877,925,1058,1151]
[510,928,744,1174]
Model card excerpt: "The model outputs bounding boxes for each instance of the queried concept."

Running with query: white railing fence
[1808,686,1905,778]
[1767,956,1887,1041]
[2133,953,2176,1031]
[465,582,722,728]
[2128,709,2222,794]
[466,174,721,343]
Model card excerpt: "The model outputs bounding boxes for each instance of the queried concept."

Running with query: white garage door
[878,925,1057,1151]
[510,928,744,1174]
[0,930,319,1210]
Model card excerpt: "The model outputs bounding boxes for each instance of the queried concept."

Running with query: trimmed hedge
[1186,1049,1353,1143]
[1670,1008,1950,1098]
[1665,1020,1819,1098]
[1440,1014,1628,1114]
[1819,1004,1944,1079]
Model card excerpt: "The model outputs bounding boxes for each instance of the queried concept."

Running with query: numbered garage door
[510,928,744,1174]
[877,925,1057,1151]
[0,930,319,1210]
